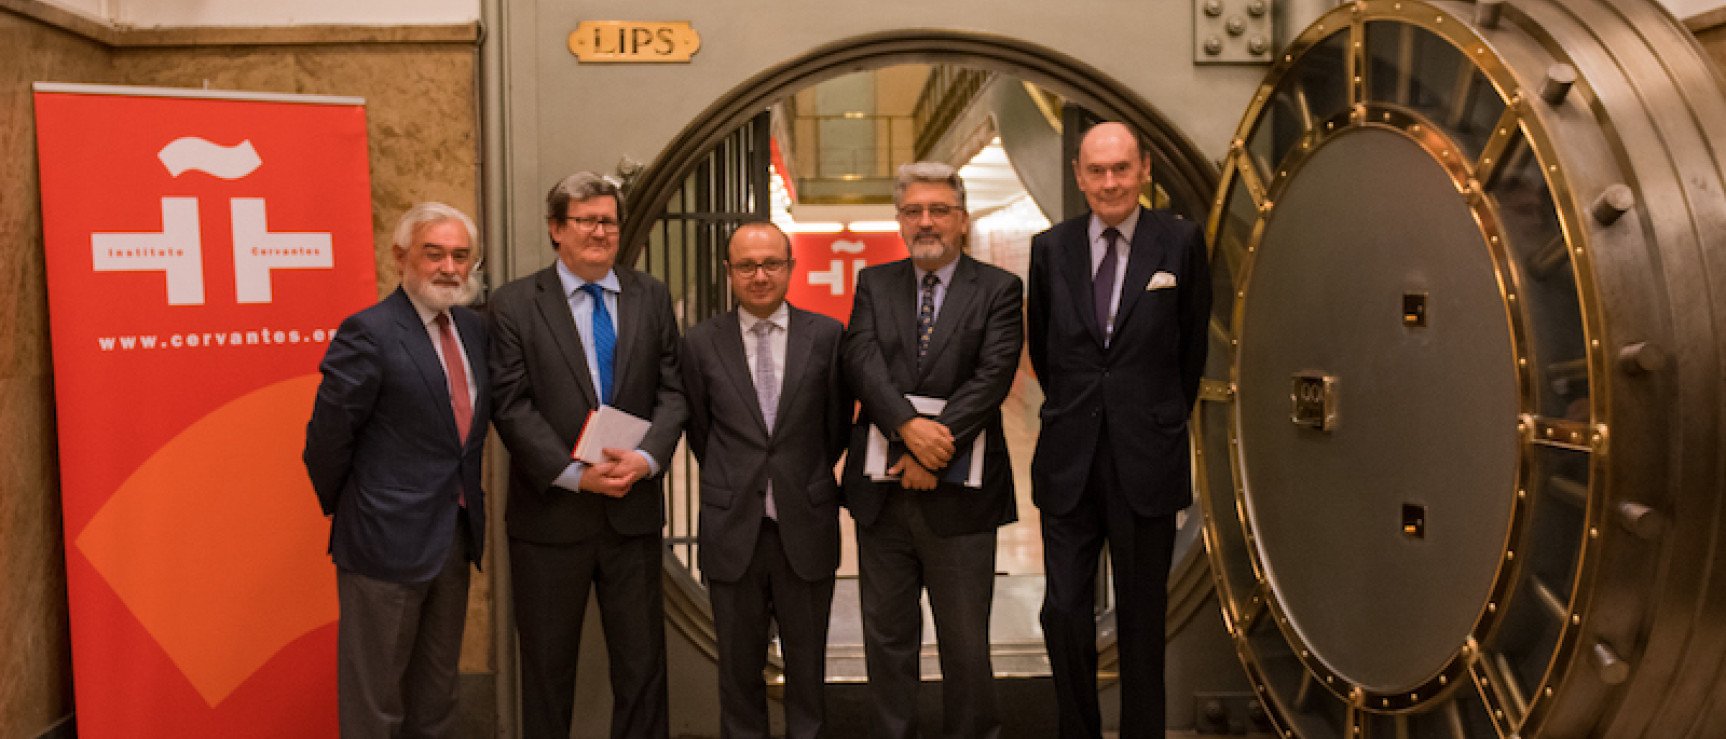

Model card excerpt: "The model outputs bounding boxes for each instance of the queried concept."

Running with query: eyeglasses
[560,215,621,233]
[726,259,792,276]
[897,204,960,220]
[420,246,475,266]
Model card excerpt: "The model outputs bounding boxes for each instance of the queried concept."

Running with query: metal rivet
[1542,64,1578,105]
[1227,16,1248,35]
[1205,37,1225,55]
[1248,0,1267,16]
[1249,36,1269,54]
[1204,0,1223,16]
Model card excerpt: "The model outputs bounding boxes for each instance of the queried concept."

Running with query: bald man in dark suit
[681,221,850,739]
[1028,122,1212,738]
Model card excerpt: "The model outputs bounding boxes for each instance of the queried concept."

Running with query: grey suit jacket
[1026,208,1211,518]
[680,305,850,583]
[840,254,1023,537]
[303,287,490,583]
[488,263,687,543]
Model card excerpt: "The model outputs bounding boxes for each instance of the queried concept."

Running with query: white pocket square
[1147,271,1178,290]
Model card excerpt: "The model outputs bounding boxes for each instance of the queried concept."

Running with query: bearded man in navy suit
[1028,122,1212,738]
[304,202,491,738]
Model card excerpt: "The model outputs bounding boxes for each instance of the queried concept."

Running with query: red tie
[434,313,473,443]
[434,313,472,507]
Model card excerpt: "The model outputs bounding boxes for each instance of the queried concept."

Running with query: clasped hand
[581,448,649,498]
[897,417,954,469]
[887,454,939,491]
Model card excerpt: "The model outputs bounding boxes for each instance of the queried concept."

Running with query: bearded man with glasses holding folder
[841,162,1023,739]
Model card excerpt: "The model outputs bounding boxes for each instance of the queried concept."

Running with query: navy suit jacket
[303,287,490,584]
[1027,208,1211,518]
[487,264,686,544]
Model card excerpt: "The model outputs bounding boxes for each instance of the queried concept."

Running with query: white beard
[405,273,480,312]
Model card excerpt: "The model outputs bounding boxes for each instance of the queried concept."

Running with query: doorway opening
[620,29,1221,682]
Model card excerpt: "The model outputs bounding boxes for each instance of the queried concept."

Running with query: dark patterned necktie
[1095,227,1121,339]
[916,272,939,366]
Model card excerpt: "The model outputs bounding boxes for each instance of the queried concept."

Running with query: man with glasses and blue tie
[842,162,1023,739]
[488,171,686,738]
[680,221,851,739]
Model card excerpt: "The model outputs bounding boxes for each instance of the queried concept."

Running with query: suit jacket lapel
[1062,221,1107,348]
[918,255,977,374]
[775,307,815,428]
[882,260,918,384]
[532,267,599,408]
[712,310,770,435]
[612,268,642,391]
[1111,210,1167,336]
[389,289,462,444]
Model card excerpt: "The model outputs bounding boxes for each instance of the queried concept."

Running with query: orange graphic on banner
[76,374,336,707]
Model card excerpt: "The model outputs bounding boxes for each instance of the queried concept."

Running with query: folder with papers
[570,405,651,464]
[863,395,985,488]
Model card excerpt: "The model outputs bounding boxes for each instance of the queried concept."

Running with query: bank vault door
[1196,0,1726,737]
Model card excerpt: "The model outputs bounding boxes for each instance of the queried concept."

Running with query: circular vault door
[1197,0,1726,737]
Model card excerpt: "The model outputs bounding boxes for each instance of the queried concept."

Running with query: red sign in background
[787,231,906,324]
[33,85,377,737]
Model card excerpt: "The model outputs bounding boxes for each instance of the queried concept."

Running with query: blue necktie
[581,282,615,405]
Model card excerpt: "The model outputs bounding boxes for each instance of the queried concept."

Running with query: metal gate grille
[633,110,771,582]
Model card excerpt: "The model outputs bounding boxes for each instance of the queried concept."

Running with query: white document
[570,405,652,464]
[864,395,985,488]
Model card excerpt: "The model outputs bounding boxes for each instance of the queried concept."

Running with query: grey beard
[406,274,480,312]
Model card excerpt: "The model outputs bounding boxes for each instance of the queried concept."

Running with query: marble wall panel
[0,12,111,736]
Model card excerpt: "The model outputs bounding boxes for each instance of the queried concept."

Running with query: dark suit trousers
[1040,428,1177,739]
[710,519,836,739]
[337,515,471,739]
[510,529,668,739]
[859,491,1000,739]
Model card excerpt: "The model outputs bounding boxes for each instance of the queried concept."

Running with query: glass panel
[1247,30,1351,177]
[1489,131,1588,420]
[1365,22,1505,163]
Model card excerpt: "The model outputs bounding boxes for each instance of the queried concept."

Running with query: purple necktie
[751,320,779,520]
[1094,227,1121,338]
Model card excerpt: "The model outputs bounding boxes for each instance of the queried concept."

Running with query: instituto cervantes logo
[91,136,335,306]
